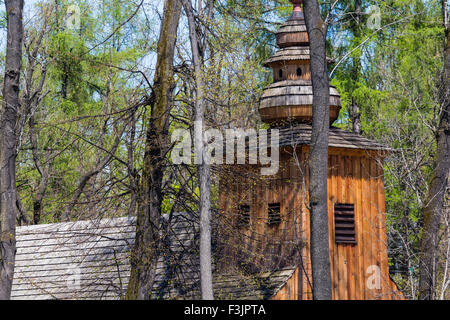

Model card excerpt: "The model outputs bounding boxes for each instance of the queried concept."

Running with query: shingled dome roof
[260,80,341,123]
[260,0,341,125]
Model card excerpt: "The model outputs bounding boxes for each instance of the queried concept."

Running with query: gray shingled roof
[263,48,335,66]
[277,124,390,151]
[263,47,312,66]
[11,213,296,300]
[13,217,134,300]
[245,124,389,152]
[276,18,307,34]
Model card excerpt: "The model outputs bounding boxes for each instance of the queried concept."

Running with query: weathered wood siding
[271,268,301,300]
[219,146,404,300]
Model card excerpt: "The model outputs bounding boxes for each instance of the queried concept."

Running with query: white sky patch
[0,0,163,73]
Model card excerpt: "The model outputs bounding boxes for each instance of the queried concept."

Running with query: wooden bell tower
[259,0,341,125]
[217,0,404,300]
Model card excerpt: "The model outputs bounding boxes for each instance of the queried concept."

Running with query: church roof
[11,214,296,300]
[277,124,391,151]
[263,47,334,66]
[260,80,341,110]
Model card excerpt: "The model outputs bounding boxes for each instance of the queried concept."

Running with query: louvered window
[268,203,281,225]
[334,204,356,244]
[237,205,250,228]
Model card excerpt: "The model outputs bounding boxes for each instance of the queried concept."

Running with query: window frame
[334,203,357,245]
[267,203,281,225]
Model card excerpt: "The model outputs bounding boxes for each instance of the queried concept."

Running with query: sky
[0,0,164,77]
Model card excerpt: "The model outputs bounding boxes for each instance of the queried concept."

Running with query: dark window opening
[296,67,302,77]
[278,69,283,79]
[334,203,356,244]
[238,205,250,228]
[268,203,281,225]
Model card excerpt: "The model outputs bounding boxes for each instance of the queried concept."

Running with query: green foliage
[15,0,151,224]
[8,0,447,299]
[329,0,445,297]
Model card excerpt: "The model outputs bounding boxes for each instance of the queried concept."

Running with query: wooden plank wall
[282,148,403,300]
[327,150,402,299]
[219,147,404,300]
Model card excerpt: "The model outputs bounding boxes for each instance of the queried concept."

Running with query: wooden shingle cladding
[219,0,404,300]
[263,47,312,66]
[11,213,296,300]
[277,125,390,151]
[218,144,404,300]
[271,268,302,300]
[263,48,336,68]
[259,81,341,123]
[12,217,135,300]
[245,124,391,155]
[276,31,309,48]
[275,17,309,48]
[211,268,297,300]
[260,80,341,105]
[260,1,337,126]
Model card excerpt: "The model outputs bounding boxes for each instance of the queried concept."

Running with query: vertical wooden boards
[354,156,364,299]
[289,154,303,300]
[330,154,339,299]
[361,155,372,299]
[345,156,357,300]
[377,158,390,298]
[217,147,400,300]
[327,155,335,299]
[301,149,313,300]
[337,154,348,300]
[370,158,382,299]
[218,178,228,272]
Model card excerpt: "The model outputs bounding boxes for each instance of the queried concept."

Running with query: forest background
[0,0,448,299]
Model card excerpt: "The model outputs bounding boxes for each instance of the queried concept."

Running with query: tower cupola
[259,0,341,125]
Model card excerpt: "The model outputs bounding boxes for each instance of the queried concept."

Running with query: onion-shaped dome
[259,0,341,125]
[276,2,308,48]
[263,47,335,68]
[260,80,341,124]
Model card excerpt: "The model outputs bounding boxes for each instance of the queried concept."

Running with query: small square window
[237,205,250,228]
[267,203,281,225]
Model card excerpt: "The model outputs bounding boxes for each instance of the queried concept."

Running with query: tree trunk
[126,0,182,300]
[0,0,24,300]
[61,130,123,221]
[303,0,333,300]
[181,0,214,300]
[350,0,362,135]
[419,2,450,300]
[29,115,50,225]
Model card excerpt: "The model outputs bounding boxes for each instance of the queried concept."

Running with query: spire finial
[288,0,304,21]
[290,0,303,12]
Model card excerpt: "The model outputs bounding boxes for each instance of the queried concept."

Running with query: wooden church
[217,0,404,300]
[9,0,404,301]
